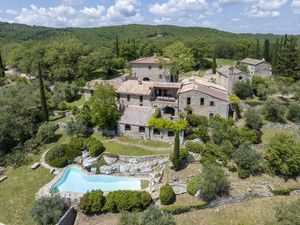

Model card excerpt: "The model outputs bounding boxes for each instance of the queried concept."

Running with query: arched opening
[239,76,243,80]
[125,124,131,131]
[139,126,145,133]
[143,77,150,81]
[168,131,174,137]
[153,128,160,135]
[163,107,175,116]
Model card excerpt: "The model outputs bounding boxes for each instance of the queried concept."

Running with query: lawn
[103,141,169,156]
[0,160,54,225]
[118,136,171,148]
[175,195,299,225]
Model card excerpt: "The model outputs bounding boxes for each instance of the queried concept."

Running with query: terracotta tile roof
[179,77,229,102]
[119,105,155,126]
[117,80,153,95]
[130,56,169,64]
[240,58,267,66]
[84,75,129,90]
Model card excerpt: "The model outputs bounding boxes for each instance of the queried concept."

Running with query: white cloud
[149,0,209,18]
[257,0,287,10]
[231,17,240,21]
[80,5,105,18]
[105,0,142,22]
[61,0,85,5]
[218,0,255,5]
[292,0,300,13]
[6,9,18,15]
[247,7,281,17]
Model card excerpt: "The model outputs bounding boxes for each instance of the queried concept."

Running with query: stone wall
[56,207,77,225]
[216,71,251,93]
[132,63,171,82]
[118,154,169,163]
[245,63,271,77]
[119,94,152,107]
[118,124,151,140]
[178,89,229,119]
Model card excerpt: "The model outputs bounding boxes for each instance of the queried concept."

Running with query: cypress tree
[0,50,5,79]
[212,52,217,74]
[172,132,180,171]
[272,39,279,76]
[276,35,300,80]
[38,63,49,122]
[263,39,270,62]
[256,39,260,59]
[115,35,120,58]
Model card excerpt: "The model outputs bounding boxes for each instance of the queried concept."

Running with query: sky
[0,0,299,34]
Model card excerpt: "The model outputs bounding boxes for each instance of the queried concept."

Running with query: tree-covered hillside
[1,22,299,46]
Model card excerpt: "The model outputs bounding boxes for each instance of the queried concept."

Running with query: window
[153,128,160,135]
[140,96,143,102]
[239,76,243,80]
[143,77,150,81]
[187,97,191,105]
[139,127,145,133]
[159,74,163,79]
[125,125,131,131]
[200,98,204,105]
[210,101,215,106]
[148,65,152,69]
[127,95,130,101]
[117,94,120,101]
[209,113,214,118]
[159,65,163,69]
[168,131,174,137]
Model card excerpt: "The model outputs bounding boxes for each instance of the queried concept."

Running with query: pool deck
[36,164,152,205]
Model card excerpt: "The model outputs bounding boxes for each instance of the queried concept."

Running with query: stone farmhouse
[84,55,232,142]
[239,58,271,78]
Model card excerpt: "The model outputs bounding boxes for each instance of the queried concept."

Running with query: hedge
[161,202,208,214]
[272,187,300,196]
[159,184,176,205]
[45,145,68,168]
[148,117,188,132]
[103,190,152,213]
[86,137,105,157]
[187,176,201,196]
[79,190,105,214]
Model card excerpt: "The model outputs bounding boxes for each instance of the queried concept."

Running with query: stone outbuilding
[240,58,271,78]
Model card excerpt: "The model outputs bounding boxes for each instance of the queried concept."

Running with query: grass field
[175,195,299,225]
[0,156,54,225]
[118,136,171,148]
[103,141,169,156]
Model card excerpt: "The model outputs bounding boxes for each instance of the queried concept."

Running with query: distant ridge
[0,22,299,46]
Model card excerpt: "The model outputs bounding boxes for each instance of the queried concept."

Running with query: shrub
[68,136,87,152]
[161,202,208,214]
[270,198,300,225]
[79,190,105,214]
[86,137,105,157]
[185,141,203,154]
[103,190,152,212]
[234,143,262,178]
[287,102,300,122]
[271,187,299,196]
[5,150,30,168]
[64,145,82,162]
[31,195,68,225]
[35,122,58,144]
[265,132,300,177]
[187,114,208,127]
[233,80,253,99]
[66,120,91,137]
[159,184,176,205]
[45,145,68,168]
[172,132,180,171]
[244,109,263,130]
[119,212,140,225]
[237,168,250,179]
[140,205,175,225]
[263,98,286,123]
[197,164,230,202]
[187,176,201,196]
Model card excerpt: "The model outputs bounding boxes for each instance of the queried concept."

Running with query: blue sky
[0,0,299,34]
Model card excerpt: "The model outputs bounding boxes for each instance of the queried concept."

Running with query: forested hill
[1,22,298,46]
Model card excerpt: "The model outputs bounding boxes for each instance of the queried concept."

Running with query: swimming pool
[51,166,142,193]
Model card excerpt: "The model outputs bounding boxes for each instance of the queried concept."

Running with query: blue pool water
[51,166,142,193]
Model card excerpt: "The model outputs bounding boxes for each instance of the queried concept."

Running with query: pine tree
[276,35,300,81]
[115,35,120,58]
[255,39,260,59]
[172,132,180,171]
[0,50,5,79]
[38,63,49,122]
[272,39,279,75]
[263,39,270,62]
[212,52,217,74]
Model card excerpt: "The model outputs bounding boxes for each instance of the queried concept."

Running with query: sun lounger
[0,176,7,183]
[29,162,40,170]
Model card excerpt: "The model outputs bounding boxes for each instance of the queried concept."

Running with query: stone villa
[84,55,232,142]
[239,58,271,77]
